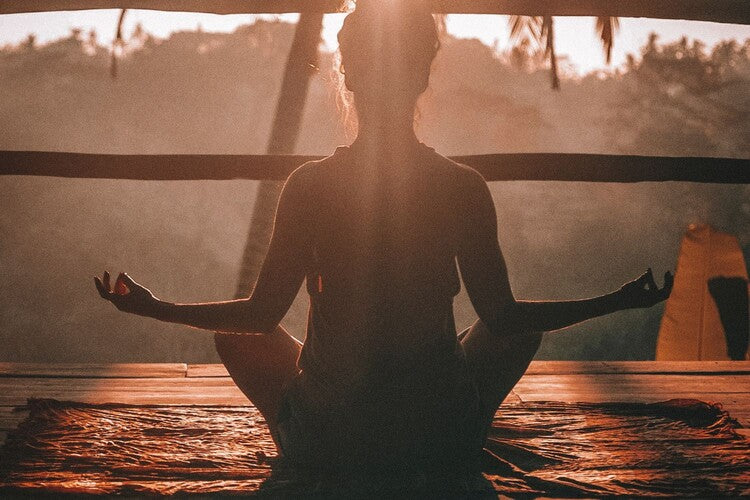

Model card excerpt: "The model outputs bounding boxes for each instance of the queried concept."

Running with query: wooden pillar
[235,13,323,298]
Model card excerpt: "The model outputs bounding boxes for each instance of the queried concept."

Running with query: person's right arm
[454,170,517,336]
[94,168,311,335]
[455,169,672,337]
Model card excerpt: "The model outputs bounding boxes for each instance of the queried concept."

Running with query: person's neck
[351,110,420,159]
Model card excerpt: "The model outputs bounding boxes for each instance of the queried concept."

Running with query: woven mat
[1,398,748,497]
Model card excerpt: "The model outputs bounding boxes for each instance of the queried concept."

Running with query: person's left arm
[456,167,672,337]
[513,268,673,333]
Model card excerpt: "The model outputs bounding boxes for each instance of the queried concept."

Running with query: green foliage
[509,15,620,89]
[1,23,748,362]
[612,35,750,158]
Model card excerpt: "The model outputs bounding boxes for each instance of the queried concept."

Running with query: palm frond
[508,15,541,43]
[595,16,619,64]
[509,15,559,90]
[110,9,127,79]
[542,15,560,90]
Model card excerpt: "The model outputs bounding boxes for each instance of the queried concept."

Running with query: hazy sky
[1,10,749,74]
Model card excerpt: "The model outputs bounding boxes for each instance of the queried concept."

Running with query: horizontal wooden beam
[2,0,749,25]
[0,362,188,378]
[186,361,750,378]
[2,150,749,183]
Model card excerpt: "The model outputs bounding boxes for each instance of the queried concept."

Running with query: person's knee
[525,331,543,350]
[213,331,224,346]
[466,319,542,347]
[214,332,237,356]
[505,331,542,361]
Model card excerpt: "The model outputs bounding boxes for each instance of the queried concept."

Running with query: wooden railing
[1,151,748,183]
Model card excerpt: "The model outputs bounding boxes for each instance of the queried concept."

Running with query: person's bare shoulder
[421,145,488,194]
[286,146,350,186]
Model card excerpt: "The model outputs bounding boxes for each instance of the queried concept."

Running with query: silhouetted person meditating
[96,0,673,473]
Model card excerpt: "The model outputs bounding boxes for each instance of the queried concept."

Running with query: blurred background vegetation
[1,20,748,362]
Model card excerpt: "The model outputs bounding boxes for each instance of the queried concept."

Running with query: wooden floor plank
[3,374,747,394]
[1,363,748,431]
[1,374,748,408]
[187,364,228,378]
[514,392,748,403]
[186,361,750,378]
[0,363,187,378]
[3,373,747,392]
[0,376,245,406]
[512,374,750,392]
[525,360,750,375]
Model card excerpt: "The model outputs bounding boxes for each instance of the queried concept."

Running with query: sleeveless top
[277,143,484,469]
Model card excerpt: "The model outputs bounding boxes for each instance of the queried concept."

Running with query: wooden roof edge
[2,0,749,25]
[2,150,749,183]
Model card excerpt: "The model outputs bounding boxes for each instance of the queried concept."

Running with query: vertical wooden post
[235,13,323,298]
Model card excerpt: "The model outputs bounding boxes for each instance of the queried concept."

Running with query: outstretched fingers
[630,269,652,296]
[115,272,130,295]
[94,270,134,302]
[94,270,156,316]
[644,268,658,291]
[94,275,109,299]
[659,271,674,300]
[646,269,674,304]
[118,272,139,293]
[627,268,674,307]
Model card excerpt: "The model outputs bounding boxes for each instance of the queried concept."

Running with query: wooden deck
[2,361,750,446]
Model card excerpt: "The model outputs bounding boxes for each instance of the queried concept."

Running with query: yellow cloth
[657,224,749,360]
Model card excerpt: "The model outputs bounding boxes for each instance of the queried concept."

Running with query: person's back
[282,143,484,469]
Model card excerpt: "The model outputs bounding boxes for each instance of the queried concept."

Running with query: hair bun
[350,0,432,22]
[340,0,438,55]
[337,0,439,94]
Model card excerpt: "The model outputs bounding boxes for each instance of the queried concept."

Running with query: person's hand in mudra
[619,268,674,309]
[95,271,157,317]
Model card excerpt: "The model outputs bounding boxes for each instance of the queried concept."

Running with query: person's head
[337,0,439,127]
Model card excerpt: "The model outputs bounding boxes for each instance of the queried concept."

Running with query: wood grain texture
[0,362,187,378]
[1,362,748,434]
[526,360,750,374]
[1,371,748,402]
[187,364,229,377]
[189,361,750,378]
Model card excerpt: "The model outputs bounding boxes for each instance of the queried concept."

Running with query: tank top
[279,143,482,468]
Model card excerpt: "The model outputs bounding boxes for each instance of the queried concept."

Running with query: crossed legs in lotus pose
[214,320,542,451]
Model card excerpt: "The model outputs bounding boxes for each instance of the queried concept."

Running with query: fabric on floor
[0,398,747,496]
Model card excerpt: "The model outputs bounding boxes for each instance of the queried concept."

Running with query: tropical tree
[509,15,619,89]
[610,35,750,157]
[111,9,127,78]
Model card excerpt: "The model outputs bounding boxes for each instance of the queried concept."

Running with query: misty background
[1,21,749,362]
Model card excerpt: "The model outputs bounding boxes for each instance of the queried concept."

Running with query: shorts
[276,366,487,472]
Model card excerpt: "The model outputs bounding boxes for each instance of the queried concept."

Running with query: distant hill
[1,22,748,362]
